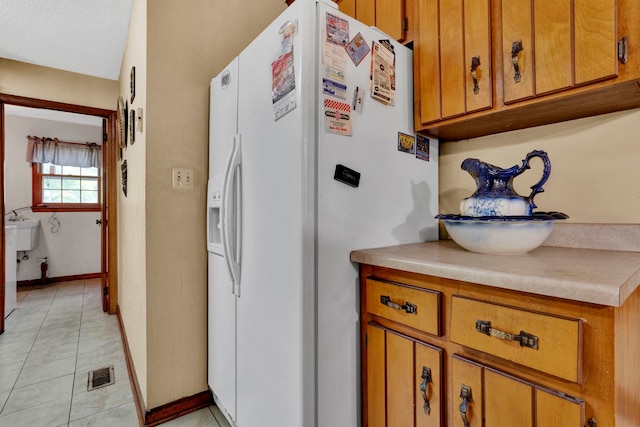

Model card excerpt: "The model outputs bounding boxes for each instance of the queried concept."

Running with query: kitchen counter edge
[350,240,640,307]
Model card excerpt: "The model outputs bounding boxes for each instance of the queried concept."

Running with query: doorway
[0,94,118,334]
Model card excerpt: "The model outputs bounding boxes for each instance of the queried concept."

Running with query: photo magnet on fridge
[416,135,431,161]
[398,132,415,154]
[345,32,370,66]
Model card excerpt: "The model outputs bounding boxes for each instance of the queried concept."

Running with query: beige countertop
[350,239,640,307]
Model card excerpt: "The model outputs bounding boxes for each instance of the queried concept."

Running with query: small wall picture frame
[130,66,136,103]
[129,109,136,145]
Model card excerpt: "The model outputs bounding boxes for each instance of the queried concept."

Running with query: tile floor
[0,279,230,427]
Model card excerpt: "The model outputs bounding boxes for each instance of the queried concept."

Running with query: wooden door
[415,341,443,427]
[386,331,414,427]
[533,0,572,95]
[415,0,491,125]
[484,368,534,426]
[415,0,441,125]
[336,0,356,19]
[502,0,535,103]
[376,0,405,42]
[574,0,617,85]
[367,323,386,427]
[451,356,483,427]
[101,118,109,312]
[357,0,376,26]
[463,0,492,113]
[536,387,585,426]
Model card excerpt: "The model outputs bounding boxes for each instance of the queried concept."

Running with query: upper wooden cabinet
[414,0,640,141]
[501,0,617,103]
[416,0,492,124]
[335,0,413,43]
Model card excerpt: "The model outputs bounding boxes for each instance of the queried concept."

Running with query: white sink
[6,219,41,251]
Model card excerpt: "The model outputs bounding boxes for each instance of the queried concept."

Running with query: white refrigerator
[207,1,438,426]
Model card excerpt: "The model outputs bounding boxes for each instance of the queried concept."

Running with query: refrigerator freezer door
[208,57,240,425]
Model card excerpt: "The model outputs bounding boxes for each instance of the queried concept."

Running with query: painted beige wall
[118,0,149,405]
[117,0,285,410]
[439,108,640,224]
[0,59,117,109]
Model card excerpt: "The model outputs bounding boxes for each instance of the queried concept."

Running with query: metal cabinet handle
[470,56,481,95]
[419,366,432,415]
[511,40,524,83]
[380,295,417,314]
[459,384,473,427]
[475,320,539,349]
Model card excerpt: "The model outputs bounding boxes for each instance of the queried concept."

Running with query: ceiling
[0,0,134,81]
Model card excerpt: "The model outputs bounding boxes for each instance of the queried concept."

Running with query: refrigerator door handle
[221,134,242,293]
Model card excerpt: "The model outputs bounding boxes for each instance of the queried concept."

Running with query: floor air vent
[87,366,115,391]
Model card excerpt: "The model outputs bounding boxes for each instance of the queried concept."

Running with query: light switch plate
[136,108,143,132]
[172,167,195,190]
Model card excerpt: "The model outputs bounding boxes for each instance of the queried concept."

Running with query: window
[32,163,101,212]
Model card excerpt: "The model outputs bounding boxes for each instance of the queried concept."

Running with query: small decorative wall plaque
[121,160,128,197]
[130,66,136,103]
[129,109,136,145]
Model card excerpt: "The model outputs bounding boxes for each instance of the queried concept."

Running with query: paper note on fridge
[272,50,297,120]
[370,41,396,105]
[324,98,352,136]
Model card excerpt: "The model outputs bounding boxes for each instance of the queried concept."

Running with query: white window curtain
[26,136,101,168]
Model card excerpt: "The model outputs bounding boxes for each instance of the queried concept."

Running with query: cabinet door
[502,0,535,103]
[536,387,585,426]
[357,0,376,26]
[452,356,483,427]
[415,341,443,427]
[503,0,617,103]
[484,368,534,426]
[376,0,405,42]
[534,0,572,95]
[574,0,617,85]
[367,323,386,427]
[453,355,586,427]
[416,0,491,125]
[366,324,443,427]
[336,0,357,19]
[387,331,415,427]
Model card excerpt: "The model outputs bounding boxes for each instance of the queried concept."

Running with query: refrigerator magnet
[324,98,352,136]
[322,78,347,100]
[326,12,349,45]
[398,132,415,154]
[352,86,364,113]
[416,135,431,161]
[345,32,370,66]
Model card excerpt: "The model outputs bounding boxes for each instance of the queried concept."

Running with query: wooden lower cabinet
[451,355,585,427]
[366,323,443,427]
[359,264,640,426]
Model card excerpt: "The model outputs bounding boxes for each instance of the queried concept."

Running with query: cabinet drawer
[450,296,582,382]
[365,277,441,336]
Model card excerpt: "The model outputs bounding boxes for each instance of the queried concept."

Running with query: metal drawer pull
[475,320,539,349]
[470,56,481,95]
[419,366,432,415]
[380,295,417,314]
[511,40,524,83]
[459,384,473,427]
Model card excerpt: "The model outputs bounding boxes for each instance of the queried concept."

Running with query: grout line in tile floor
[0,279,230,427]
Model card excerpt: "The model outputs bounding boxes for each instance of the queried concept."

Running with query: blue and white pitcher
[459,150,551,217]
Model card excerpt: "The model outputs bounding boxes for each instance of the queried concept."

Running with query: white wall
[439,108,640,224]
[4,114,102,281]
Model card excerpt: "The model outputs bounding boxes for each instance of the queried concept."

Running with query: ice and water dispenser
[207,176,224,255]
